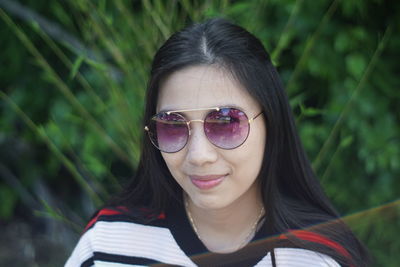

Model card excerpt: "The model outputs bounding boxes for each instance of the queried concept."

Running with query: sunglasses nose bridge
[186,119,205,136]
[188,119,205,123]
[186,120,204,135]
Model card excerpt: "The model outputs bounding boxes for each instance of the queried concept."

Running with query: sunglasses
[144,107,263,153]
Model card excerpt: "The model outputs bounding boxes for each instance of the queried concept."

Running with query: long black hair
[114,18,370,266]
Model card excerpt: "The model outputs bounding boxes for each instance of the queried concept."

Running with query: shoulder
[80,206,169,250]
[81,206,170,246]
[269,229,353,267]
[84,206,167,232]
[255,248,341,267]
[274,248,341,266]
[280,229,351,257]
[65,206,185,267]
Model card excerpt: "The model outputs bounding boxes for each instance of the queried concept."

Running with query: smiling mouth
[189,174,227,190]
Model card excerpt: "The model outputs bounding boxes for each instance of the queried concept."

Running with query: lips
[189,174,227,190]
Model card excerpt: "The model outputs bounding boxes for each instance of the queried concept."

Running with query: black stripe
[81,257,94,267]
[93,251,163,265]
[271,249,276,267]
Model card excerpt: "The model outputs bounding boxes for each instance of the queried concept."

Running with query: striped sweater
[65,201,346,267]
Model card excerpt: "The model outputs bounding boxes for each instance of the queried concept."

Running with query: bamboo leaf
[69,55,85,80]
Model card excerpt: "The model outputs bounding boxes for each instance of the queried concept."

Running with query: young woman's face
[157,65,267,210]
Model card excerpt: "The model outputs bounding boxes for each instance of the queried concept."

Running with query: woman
[66,18,369,266]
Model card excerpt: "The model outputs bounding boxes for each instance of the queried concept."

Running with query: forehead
[157,65,260,114]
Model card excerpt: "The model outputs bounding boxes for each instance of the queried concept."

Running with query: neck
[184,189,264,253]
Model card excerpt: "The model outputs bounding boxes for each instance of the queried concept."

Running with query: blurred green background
[0,0,399,266]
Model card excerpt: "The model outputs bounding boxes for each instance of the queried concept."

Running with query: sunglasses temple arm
[249,111,263,123]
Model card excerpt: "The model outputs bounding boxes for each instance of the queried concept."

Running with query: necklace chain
[184,198,265,250]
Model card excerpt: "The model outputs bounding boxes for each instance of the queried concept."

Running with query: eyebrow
[158,104,246,114]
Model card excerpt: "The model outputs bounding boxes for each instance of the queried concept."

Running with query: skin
[157,65,267,253]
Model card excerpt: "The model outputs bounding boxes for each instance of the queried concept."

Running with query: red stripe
[279,230,353,265]
[139,207,166,220]
[84,208,123,232]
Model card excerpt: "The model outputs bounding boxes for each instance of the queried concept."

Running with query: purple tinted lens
[150,113,188,152]
[204,108,249,149]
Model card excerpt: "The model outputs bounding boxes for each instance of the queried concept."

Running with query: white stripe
[65,228,95,267]
[253,253,273,267]
[93,221,195,267]
[94,262,146,267]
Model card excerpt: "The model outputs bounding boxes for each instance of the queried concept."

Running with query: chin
[190,194,229,210]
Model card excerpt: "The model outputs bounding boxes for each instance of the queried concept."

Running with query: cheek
[161,153,184,179]
[233,145,265,178]
[231,123,266,176]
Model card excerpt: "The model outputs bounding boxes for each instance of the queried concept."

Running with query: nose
[185,122,218,166]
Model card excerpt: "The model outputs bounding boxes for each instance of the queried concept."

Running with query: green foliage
[0,185,18,219]
[0,0,399,265]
